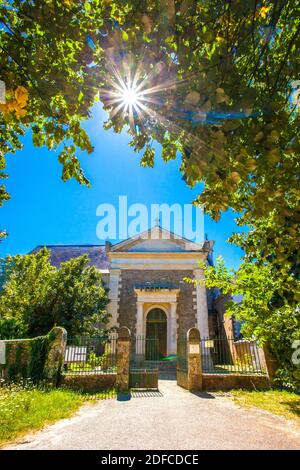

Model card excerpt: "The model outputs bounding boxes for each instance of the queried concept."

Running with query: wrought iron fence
[201,336,266,375]
[130,336,159,368]
[63,334,117,375]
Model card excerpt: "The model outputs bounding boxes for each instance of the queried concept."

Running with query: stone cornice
[108,251,207,259]
[134,288,180,303]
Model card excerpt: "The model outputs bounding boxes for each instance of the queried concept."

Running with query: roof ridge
[34,244,105,248]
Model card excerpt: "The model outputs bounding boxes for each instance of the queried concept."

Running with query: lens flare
[121,86,140,106]
[99,55,178,129]
[99,52,257,167]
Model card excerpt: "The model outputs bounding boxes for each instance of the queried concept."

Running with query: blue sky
[0,103,245,269]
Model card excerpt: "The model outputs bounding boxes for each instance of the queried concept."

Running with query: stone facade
[32,226,216,354]
[118,269,196,337]
[105,226,214,353]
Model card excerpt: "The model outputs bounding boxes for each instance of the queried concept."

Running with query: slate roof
[31,245,110,270]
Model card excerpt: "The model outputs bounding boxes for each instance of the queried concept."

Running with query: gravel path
[5,380,300,450]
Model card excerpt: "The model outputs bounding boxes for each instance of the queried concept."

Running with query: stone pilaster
[107,269,121,328]
[135,301,145,355]
[136,301,144,338]
[193,268,209,338]
[169,302,177,355]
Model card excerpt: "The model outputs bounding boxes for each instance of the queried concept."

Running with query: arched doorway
[146,308,167,359]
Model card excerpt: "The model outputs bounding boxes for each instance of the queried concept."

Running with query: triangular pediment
[109,226,207,253]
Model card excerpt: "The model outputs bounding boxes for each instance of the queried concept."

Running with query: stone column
[136,301,144,338]
[169,302,177,355]
[187,327,202,391]
[135,301,145,356]
[116,326,131,391]
[193,268,209,339]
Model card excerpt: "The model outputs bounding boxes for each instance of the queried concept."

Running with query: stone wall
[0,327,67,384]
[202,373,270,391]
[118,270,196,336]
[61,374,116,392]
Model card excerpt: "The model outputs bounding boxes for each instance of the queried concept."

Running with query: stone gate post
[44,326,67,386]
[262,343,279,385]
[116,326,131,391]
[187,327,202,391]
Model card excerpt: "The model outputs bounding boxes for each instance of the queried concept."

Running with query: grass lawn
[230,389,300,425]
[0,384,116,447]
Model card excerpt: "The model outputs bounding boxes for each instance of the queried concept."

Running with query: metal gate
[129,336,159,389]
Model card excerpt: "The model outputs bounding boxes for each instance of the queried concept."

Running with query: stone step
[158,361,177,371]
[158,372,177,380]
[136,360,177,371]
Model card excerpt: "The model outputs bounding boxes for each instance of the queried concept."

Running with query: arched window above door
[147,308,167,323]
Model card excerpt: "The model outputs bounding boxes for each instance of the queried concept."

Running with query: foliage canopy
[1,1,299,376]
[1,2,299,283]
[186,257,300,390]
[0,248,109,338]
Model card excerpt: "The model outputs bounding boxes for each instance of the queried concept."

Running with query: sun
[100,56,179,129]
[102,74,149,127]
[121,86,139,107]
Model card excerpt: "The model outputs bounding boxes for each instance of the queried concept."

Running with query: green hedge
[0,328,64,383]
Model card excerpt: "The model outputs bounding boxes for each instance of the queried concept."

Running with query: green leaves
[0,2,299,353]
[59,146,90,186]
[121,30,129,41]
[140,146,155,168]
[84,1,91,13]
[187,256,300,390]
[0,249,109,338]
[0,0,103,205]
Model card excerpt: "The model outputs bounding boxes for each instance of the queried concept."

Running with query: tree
[0,0,107,206]
[95,0,300,348]
[1,2,299,273]
[186,257,300,390]
[0,248,109,338]
[1,2,299,362]
[97,1,300,296]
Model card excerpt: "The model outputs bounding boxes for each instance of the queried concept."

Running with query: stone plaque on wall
[0,341,6,365]
[189,344,200,354]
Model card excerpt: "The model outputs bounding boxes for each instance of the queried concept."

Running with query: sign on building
[189,344,200,354]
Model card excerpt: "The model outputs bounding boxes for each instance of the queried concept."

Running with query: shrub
[0,248,109,338]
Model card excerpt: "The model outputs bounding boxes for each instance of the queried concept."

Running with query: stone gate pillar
[187,327,202,391]
[262,343,279,385]
[44,326,67,386]
[116,326,131,391]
